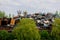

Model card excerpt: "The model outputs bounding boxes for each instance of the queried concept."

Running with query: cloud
[0,0,60,15]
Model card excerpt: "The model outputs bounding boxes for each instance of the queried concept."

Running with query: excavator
[0,17,20,32]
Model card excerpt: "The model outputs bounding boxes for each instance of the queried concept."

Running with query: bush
[0,30,15,40]
[40,30,51,40]
[17,18,36,27]
[51,18,60,40]
[12,18,40,40]
[6,33,15,40]
[0,30,9,40]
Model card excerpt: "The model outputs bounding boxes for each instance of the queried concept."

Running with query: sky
[0,0,60,16]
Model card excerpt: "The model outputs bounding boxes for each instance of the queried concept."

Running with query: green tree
[6,33,15,40]
[23,11,27,18]
[0,11,5,18]
[51,18,60,40]
[0,30,9,40]
[8,13,11,18]
[55,11,60,18]
[12,18,40,40]
[40,30,51,40]
[58,12,60,18]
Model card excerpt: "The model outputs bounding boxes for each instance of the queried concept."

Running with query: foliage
[51,18,60,40]
[0,30,9,40]
[6,33,15,40]
[12,18,40,40]
[0,11,5,18]
[55,11,60,18]
[23,11,27,17]
[0,11,8,18]
[8,13,11,18]
[40,30,51,40]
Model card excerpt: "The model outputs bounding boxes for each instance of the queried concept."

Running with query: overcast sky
[0,0,60,15]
